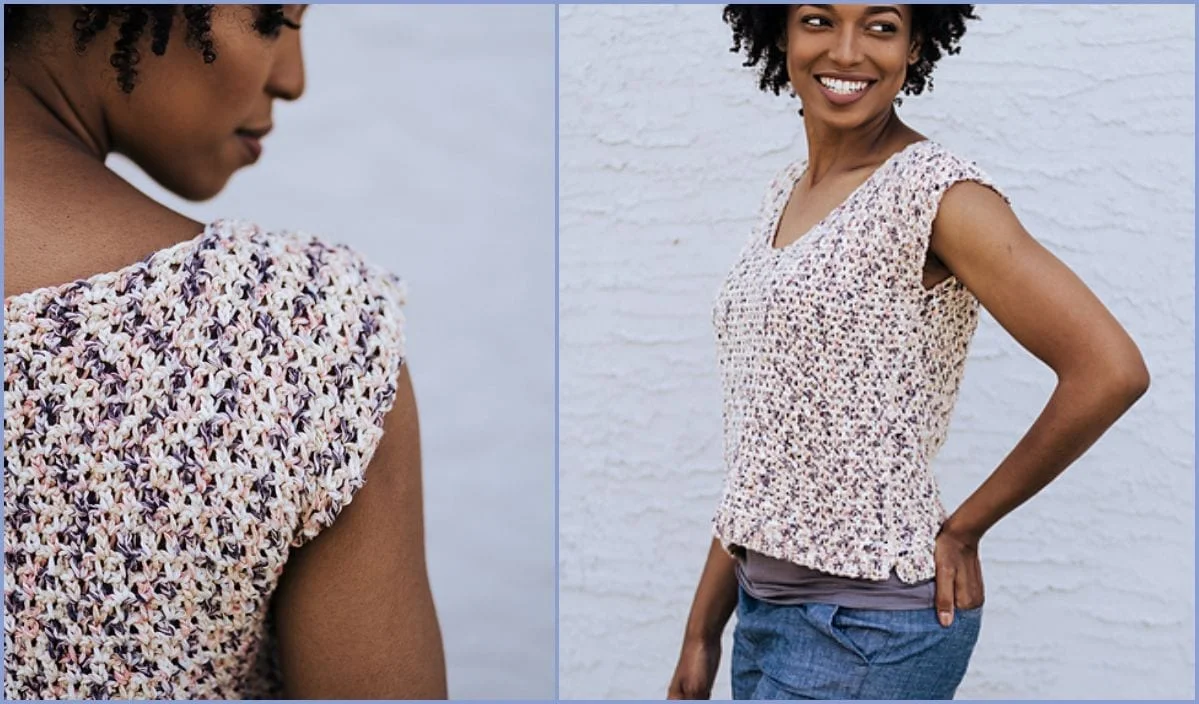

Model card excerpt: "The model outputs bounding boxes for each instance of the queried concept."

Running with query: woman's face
[783,4,917,129]
[102,4,309,201]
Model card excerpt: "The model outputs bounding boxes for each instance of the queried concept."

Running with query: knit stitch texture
[712,140,1009,584]
[3,219,407,699]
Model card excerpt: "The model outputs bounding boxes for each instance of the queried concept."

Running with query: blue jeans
[731,586,983,700]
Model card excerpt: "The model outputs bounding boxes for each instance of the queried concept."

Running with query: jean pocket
[826,606,894,665]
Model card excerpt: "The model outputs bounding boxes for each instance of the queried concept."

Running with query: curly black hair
[5,5,289,93]
[723,4,978,107]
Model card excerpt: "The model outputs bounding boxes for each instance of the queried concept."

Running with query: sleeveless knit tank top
[4,219,407,699]
[711,140,1008,584]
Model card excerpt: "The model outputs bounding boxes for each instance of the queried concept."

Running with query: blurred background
[559,3,1194,699]
[109,5,556,699]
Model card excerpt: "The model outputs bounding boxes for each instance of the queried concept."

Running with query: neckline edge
[766,138,936,252]
[3,219,254,310]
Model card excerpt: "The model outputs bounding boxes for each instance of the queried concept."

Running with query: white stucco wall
[560,3,1194,700]
[108,5,556,699]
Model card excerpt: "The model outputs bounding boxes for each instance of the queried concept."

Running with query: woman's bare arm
[928,180,1150,621]
[272,364,448,699]
[667,538,740,699]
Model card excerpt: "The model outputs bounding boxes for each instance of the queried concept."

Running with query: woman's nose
[827,27,864,67]
[267,34,305,101]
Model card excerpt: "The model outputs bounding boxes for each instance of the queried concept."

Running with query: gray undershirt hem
[734,546,936,610]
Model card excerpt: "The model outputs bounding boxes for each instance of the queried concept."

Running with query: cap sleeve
[898,143,1011,288]
[270,231,408,547]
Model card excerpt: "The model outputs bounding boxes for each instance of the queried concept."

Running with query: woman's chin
[134,155,235,203]
[162,174,231,203]
[805,103,880,129]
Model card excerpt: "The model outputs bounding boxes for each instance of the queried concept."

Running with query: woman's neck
[801,109,919,185]
[4,63,200,301]
[6,55,112,161]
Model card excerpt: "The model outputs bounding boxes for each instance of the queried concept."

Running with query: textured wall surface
[560,4,1194,700]
[108,5,556,698]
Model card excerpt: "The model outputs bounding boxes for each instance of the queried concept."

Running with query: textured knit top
[711,139,1008,584]
[3,219,407,699]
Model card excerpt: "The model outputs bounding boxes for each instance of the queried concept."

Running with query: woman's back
[4,219,408,698]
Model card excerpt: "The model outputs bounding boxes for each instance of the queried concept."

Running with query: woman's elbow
[1067,345,1150,410]
[1110,352,1150,407]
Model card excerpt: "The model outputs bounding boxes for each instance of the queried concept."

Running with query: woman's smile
[814,74,876,105]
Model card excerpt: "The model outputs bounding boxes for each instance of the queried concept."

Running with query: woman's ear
[908,34,921,65]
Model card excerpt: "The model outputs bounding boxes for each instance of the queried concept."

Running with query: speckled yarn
[4,219,407,699]
[712,140,1009,584]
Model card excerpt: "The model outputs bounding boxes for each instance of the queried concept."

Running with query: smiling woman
[558,2,1189,700]
[723,4,976,115]
[3,4,448,699]
[655,3,1150,701]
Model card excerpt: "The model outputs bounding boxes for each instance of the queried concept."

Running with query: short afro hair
[722,4,978,104]
[5,5,289,93]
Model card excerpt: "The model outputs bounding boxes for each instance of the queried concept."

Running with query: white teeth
[819,77,869,95]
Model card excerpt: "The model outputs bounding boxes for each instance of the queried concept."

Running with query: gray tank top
[734,546,936,610]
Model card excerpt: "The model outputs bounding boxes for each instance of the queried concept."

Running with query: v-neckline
[767,139,929,252]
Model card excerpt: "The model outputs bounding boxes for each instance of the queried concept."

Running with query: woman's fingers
[960,552,985,609]
[935,560,957,627]
[667,669,683,699]
[667,679,699,700]
[973,556,986,606]
[953,558,976,609]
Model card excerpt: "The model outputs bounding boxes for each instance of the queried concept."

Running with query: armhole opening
[918,175,1010,296]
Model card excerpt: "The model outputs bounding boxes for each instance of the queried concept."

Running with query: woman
[4,5,446,698]
[667,4,1149,700]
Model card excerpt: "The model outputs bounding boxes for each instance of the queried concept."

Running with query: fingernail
[939,611,952,627]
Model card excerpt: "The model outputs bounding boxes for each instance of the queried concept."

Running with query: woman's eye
[284,3,306,27]
[868,22,898,33]
[800,15,830,28]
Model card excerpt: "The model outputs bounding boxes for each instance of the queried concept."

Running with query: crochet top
[3,219,407,699]
[711,140,1008,584]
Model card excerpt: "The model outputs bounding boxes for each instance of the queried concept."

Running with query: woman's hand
[933,522,985,627]
[667,637,721,700]
[667,539,740,699]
